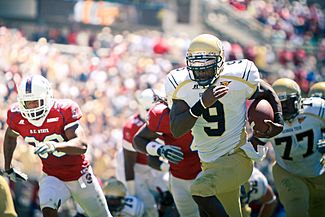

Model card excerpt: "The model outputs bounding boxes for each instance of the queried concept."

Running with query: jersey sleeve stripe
[11,129,20,136]
[167,73,178,89]
[64,120,79,131]
[221,75,256,89]
[172,80,192,99]
[319,101,325,117]
[304,113,325,123]
[241,61,250,79]
[245,62,253,81]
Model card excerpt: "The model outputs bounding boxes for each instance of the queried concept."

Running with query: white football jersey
[240,167,268,204]
[115,196,145,217]
[265,97,325,177]
[165,59,260,162]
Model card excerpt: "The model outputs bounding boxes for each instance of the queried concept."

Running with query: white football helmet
[135,88,162,119]
[17,74,53,126]
[186,34,225,86]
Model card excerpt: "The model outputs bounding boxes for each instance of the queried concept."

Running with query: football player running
[75,177,144,217]
[166,34,284,217]
[240,167,277,217]
[133,95,201,217]
[117,88,168,217]
[252,78,325,217]
[3,75,112,217]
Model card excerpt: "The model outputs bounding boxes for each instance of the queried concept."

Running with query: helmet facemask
[17,75,54,126]
[277,92,301,121]
[105,196,125,213]
[187,53,223,87]
[272,78,302,122]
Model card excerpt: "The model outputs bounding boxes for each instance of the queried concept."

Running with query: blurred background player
[240,167,277,217]
[308,82,325,99]
[0,175,17,217]
[2,74,111,217]
[75,177,144,217]
[116,88,168,217]
[133,94,201,217]
[252,78,325,217]
[166,33,283,217]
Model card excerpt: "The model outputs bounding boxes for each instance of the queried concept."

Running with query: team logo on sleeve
[72,108,78,119]
[220,81,232,87]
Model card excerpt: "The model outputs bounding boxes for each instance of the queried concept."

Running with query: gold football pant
[191,149,253,217]
[273,163,325,217]
[0,176,17,217]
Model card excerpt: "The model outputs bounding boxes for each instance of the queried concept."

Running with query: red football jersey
[147,102,201,180]
[7,99,89,181]
[123,114,148,165]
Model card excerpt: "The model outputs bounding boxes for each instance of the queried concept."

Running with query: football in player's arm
[166,34,283,217]
[251,78,325,217]
[3,75,111,217]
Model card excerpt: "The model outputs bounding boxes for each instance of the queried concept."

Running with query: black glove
[157,145,184,164]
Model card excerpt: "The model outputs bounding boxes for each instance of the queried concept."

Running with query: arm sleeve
[146,105,170,134]
[62,100,82,130]
[245,61,261,99]
[6,108,20,135]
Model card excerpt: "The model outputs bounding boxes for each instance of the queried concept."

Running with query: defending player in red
[133,96,201,217]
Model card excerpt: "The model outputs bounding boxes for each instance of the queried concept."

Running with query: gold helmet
[102,177,127,212]
[308,82,325,99]
[272,78,301,121]
[186,34,225,86]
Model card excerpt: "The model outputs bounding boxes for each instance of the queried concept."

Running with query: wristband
[274,112,284,125]
[190,98,206,118]
[146,141,162,156]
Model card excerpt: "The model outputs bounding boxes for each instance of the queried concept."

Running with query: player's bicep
[5,126,19,139]
[136,125,160,141]
[4,127,19,152]
[170,99,190,120]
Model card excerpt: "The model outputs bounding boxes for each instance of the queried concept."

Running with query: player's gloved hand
[3,168,28,182]
[254,112,284,138]
[34,141,56,155]
[317,139,325,154]
[157,145,184,164]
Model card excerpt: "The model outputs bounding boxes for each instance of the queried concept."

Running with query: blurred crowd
[228,0,325,92]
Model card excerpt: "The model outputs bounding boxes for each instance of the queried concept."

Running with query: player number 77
[274,129,314,160]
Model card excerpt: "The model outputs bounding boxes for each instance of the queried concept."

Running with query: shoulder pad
[222,59,260,82]
[165,67,190,97]
[302,97,325,119]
